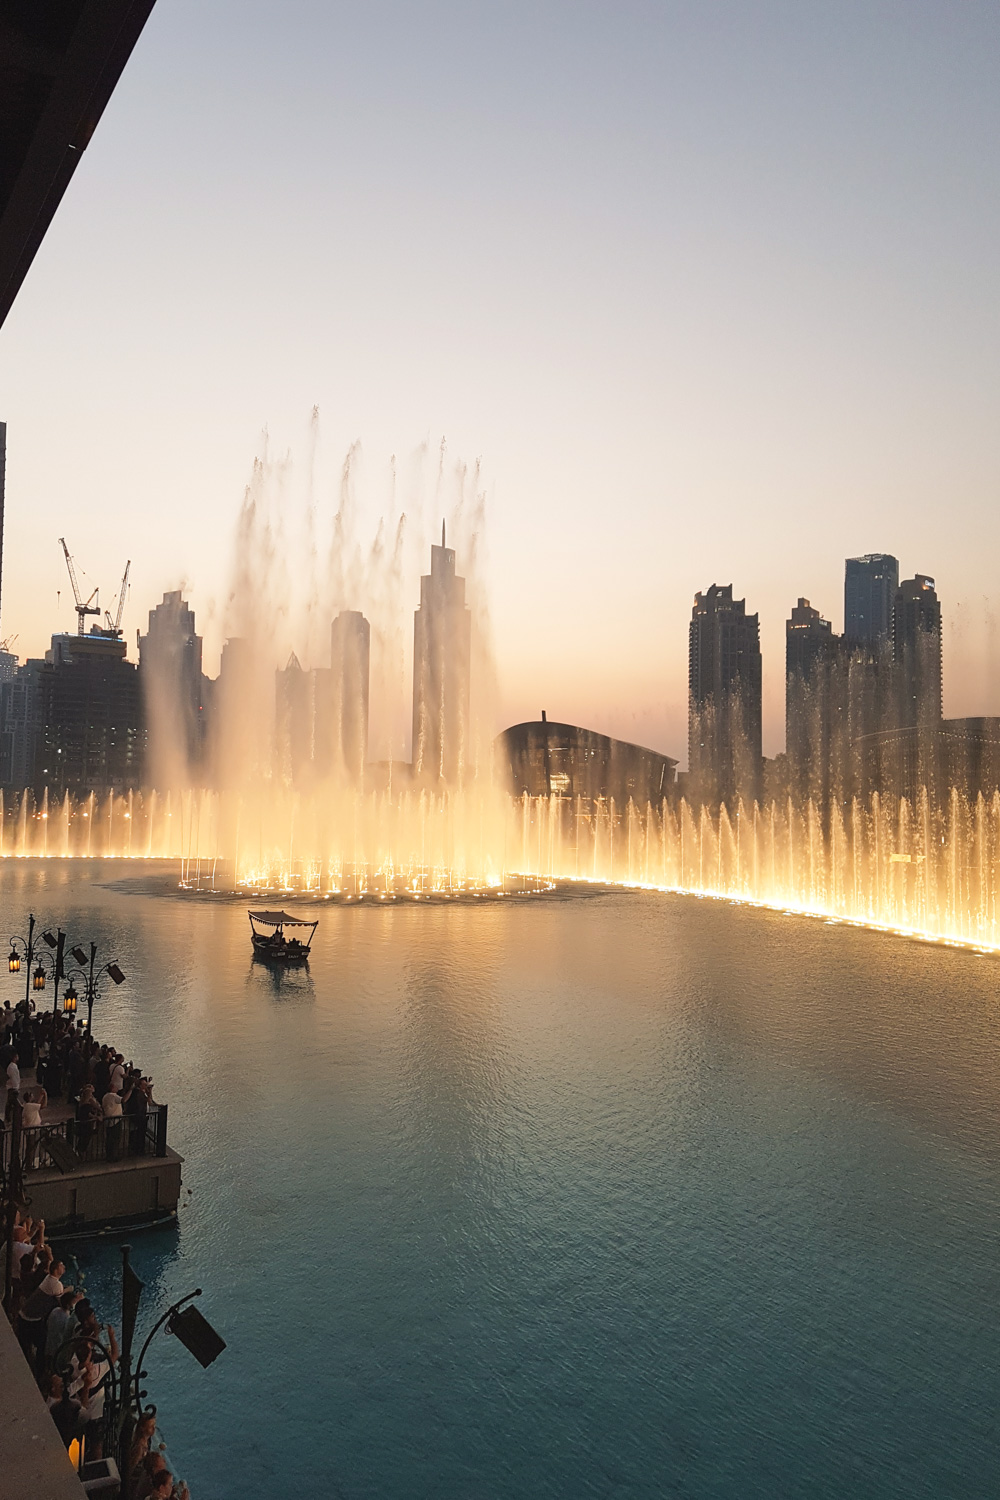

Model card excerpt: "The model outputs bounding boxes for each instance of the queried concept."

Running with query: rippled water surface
[4,862,1000,1498]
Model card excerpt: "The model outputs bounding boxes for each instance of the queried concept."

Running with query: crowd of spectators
[2,996,187,1497]
[1,1000,159,1165]
[5,1207,189,1497]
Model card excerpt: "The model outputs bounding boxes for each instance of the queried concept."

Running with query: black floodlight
[106,963,126,985]
[42,930,57,947]
[71,946,87,966]
[167,1305,226,1369]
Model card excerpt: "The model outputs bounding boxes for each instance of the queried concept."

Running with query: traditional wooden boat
[248,910,318,964]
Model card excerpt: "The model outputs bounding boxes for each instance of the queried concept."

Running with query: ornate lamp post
[7,917,72,1019]
[63,942,126,1037]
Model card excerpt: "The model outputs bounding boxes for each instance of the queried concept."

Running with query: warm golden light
[62,987,78,1016]
[3,783,1000,955]
[32,965,45,992]
[8,948,19,974]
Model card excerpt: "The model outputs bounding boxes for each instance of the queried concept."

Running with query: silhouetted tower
[890,574,942,803]
[893,575,942,728]
[412,523,471,786]
[688,583,762,807]
[212,636,259,787]
[139,591,206,787]
[844,554,898,649]
[327,609,370,782]
[275,653,312,785]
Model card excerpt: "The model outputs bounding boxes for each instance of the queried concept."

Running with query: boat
[248,910,319,964]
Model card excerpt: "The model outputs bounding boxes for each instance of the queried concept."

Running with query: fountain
[3,426,1000,947]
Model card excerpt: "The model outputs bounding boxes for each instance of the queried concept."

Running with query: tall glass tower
[844,554,898,648]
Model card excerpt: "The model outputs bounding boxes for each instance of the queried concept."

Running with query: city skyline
[1,2,999,756]
[2,12,999,1500]
[1,525,993,788]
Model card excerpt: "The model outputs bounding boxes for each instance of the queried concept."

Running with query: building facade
[498,715,677,805]
[0,658,43,790]
[844,554,899,648]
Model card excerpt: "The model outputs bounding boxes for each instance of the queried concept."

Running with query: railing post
[154,1104,167,1158]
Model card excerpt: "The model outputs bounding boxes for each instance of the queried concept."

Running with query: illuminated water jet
[3,783,1000,953]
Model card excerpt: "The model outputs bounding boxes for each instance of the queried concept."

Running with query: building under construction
[33,630,143,797]
[0,544,143,797]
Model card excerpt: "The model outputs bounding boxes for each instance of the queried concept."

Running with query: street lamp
[7,913,40,1009]
[7,916,68,1015]
[62,942,126,1037]
[110,1246,224,1496]
[62,986,78,1017]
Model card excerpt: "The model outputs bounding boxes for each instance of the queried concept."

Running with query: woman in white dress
[21,1085,47,1169]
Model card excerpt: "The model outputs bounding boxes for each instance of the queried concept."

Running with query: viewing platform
[2,1076,182,1238]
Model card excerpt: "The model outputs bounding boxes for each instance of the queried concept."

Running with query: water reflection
[245,957,316,1002]
[2,862,1000,1500]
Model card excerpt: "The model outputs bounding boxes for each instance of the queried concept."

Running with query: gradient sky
[1,0,999,760]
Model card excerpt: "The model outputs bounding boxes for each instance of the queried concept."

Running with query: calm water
[3,862,1000,1499]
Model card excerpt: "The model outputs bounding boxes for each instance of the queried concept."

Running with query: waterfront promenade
[2,1009,181,1238]
[2,988,192,1497]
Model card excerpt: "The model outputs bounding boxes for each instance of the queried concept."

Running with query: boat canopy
[248,911,318,929]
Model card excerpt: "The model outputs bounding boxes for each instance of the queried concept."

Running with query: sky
[1,0,999,761]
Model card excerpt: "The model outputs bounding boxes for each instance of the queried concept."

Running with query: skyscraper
[786,598,833,683]
[893,575,942,728]
[211,636,258,788]
[889,574,942,802]
[412,525,471,786]
[785,599,839,806]
[844,554,899,648]
[324,609,370,783]
[139,590,206,788]
[0,657,43,790]
[275,652,313,785]
[688,583,762,807]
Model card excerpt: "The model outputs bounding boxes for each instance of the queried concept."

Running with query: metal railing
[0,1104,168,1175]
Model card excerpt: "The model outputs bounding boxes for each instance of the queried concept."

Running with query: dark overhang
[0,0,158,330]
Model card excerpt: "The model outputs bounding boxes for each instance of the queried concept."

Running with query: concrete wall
[25,1149,182,1234]
[0,1314,86,1498]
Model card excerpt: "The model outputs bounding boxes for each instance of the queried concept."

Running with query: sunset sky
[1,0,998,761]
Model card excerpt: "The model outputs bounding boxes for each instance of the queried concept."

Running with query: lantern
[62,986,78,1016]
[32,964,46,992]
[8,946,20,974]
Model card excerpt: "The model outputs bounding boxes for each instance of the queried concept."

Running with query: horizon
[2,1,999,760]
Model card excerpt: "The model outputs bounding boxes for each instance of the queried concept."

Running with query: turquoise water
[4,863,1000,1498]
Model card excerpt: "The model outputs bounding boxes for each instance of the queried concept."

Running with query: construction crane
[103,559,130,639]
[59,538,101,635]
